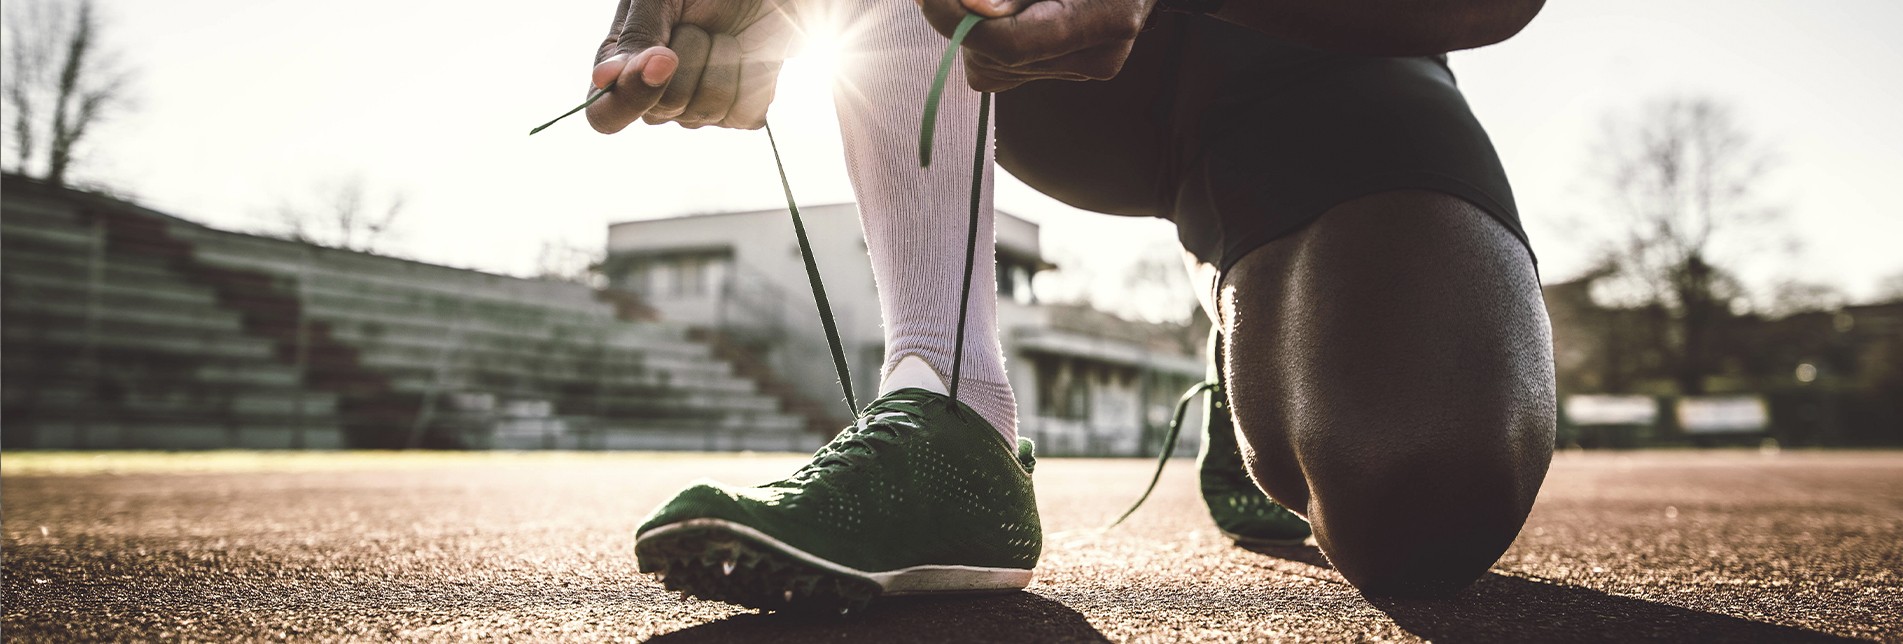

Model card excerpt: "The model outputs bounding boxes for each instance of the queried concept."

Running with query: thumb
[586,0,681,133]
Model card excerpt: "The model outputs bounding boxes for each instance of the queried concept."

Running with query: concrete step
[3,353,309,388]
[1,225,98,255]
[10,420,347,450]
[3,273,224,308]
[354,349,753,395]
[487,425,817,451]
[377,366,758,396]
[2,324,277,360]
[320,328,722,375]
[1,241,195,280]
[375,372,779,414]
[0,257,229,301]
[4,292,248,332]
[184,241,615,317]
[15,383,340,416]
[309,312,703,361]
[0,198,91,228]
[330,332,736,378]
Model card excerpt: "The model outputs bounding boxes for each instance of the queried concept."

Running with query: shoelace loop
[790,399,930,482]
[1108,380,1219,528]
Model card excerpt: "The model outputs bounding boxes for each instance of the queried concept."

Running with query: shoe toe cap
[637,479,753,535]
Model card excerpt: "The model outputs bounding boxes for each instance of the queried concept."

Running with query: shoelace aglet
[530,83,615,136]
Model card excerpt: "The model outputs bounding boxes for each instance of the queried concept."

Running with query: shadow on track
[644,590,1109,644]
[1241,544,1863,643]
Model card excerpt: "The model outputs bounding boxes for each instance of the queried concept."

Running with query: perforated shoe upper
[637,388,1042,573]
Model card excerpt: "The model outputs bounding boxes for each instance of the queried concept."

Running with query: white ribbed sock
[832,3,1017,444]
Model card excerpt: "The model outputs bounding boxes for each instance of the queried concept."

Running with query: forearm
[1207,0,1544,55]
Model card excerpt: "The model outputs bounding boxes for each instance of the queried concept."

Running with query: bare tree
[1765,280,1848,318]
[272,175,408,254]
[534,238,606,287]
[1873,270,1903,304]
[2,0,132,187]
[1590,96,1781,392]
[1590,95,1784,394]
[1115,240,1200,325]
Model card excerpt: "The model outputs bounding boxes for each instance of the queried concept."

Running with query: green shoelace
[535,16,1194,527]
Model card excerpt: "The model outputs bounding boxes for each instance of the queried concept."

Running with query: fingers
[648,25,712,122]
[613,0,676,60]
[962,1,1144,67]
[585,0,789,133]
[587,0,681,134]
[722,58,782,130]
[586,47,679,134]
[963,40,1131,91]
[678,34,742,128]
[917,0,975,38]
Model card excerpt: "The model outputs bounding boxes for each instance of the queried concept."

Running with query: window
[1035,356,1088,420]
[623,248,734,298]
[997,256,1038,305]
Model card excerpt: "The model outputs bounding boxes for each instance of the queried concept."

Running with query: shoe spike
[722,558,736,576]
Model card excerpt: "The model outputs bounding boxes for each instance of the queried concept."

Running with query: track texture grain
[4,451,1899,642]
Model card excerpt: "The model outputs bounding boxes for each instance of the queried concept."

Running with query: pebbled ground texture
[3,450,1899,642]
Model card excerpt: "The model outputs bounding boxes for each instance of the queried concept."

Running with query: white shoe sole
[637,518,1034,596]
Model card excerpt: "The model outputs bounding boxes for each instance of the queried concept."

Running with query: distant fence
[1559,390,1898,448]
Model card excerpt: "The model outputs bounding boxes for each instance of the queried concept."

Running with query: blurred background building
[1545,271,1903,448]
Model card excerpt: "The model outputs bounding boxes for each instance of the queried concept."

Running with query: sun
[780,4,874,102]
[792,21,848,78]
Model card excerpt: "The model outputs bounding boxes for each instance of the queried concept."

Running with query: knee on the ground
[1302,442,1547,597]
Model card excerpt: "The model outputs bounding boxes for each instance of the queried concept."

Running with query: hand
[915,0,1160,92]
[586,0,798,133]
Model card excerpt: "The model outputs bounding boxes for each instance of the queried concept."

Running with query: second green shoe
[1200,332,1312,546]
[634,388,1042,614]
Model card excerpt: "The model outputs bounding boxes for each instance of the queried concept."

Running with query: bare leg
[1209,190,1555,596]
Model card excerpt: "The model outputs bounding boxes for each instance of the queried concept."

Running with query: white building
[605,204,1206,456]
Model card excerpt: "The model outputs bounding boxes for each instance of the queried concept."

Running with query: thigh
[1219,189,1555,593]
[1218,189,1552,505]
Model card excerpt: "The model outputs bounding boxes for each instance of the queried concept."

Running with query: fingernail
[593,54,631,89]
[642,55,676,87]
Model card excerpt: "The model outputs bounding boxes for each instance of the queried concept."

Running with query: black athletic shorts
[995,13,1533,277]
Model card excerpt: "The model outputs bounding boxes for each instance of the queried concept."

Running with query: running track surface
[4,450,1899,642]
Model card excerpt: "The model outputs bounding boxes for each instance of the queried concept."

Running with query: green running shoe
[634,388,1042,614]
[1200,333,1312,546]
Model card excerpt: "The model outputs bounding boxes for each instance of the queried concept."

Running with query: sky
[24,0,1903,311]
